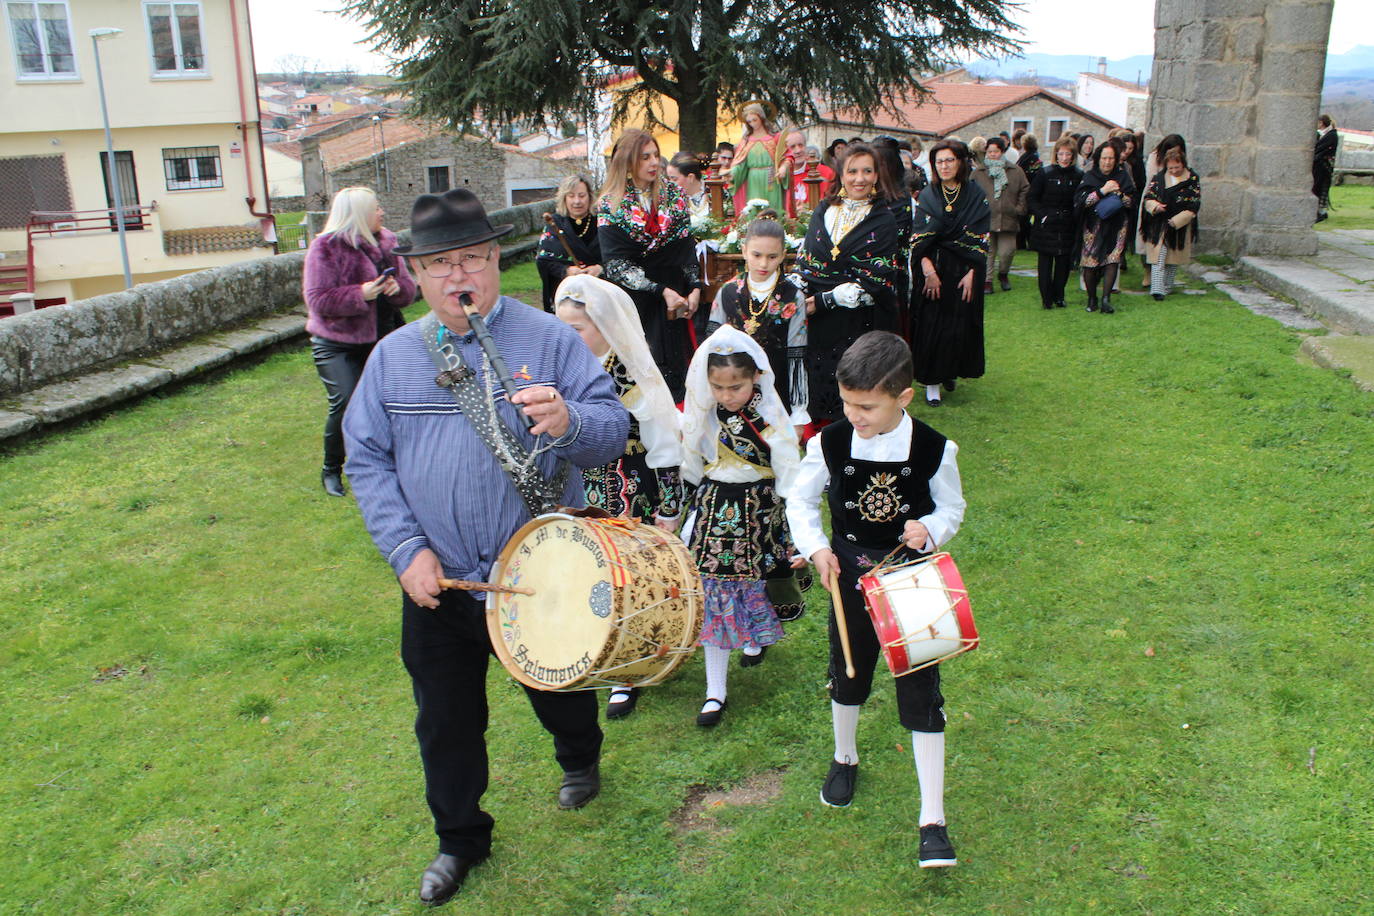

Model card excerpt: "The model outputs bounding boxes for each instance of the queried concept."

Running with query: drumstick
[542,212,584,267]
[825,571,857,679]
[438,578,535,596]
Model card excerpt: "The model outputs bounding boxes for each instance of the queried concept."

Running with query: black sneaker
[820,759,858,807]
[918,824,957,868]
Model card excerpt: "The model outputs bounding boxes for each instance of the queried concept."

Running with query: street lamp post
[372,114,390,193]
[90,27,132,290]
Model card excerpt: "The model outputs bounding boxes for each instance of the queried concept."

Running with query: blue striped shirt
[343,298,630,582]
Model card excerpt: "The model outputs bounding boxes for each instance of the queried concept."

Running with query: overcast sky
[247,0,1371,75]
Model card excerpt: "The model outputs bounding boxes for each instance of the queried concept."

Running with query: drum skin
[860,552,978,677]
[486,513,704,691]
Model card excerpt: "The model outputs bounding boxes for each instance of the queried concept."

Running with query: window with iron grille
[0,155,73,228]
[162,146,222,190]
[145,1,205,75]
[5,1,77,79]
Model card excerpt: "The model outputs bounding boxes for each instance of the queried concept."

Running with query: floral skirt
[700,577,782,649]
[584,450,658,523]
[685,478,793,580]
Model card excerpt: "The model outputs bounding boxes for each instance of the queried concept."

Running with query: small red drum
[859,552,978,677]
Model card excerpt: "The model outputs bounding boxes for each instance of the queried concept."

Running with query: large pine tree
[346,0,1021,154]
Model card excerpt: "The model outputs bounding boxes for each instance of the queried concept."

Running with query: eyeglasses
[419,247,494,278]
[934,158,959,166]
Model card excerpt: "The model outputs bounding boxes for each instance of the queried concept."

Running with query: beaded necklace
[830,197,872,259]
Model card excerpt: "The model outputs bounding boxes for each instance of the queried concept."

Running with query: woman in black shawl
[1140,147,1201,300]
[871,136,915,339]
[793,142,900,424]
[1074,138,1135,314]
[910,139,991,407]
[1313,114,1338,222]
[535,174,602,312]
[598,129,704,401]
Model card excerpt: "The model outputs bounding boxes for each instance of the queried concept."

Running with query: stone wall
[0,200,553,398]
[270,195,307,213]
[1149,0,1333,257]
[328,136,577,218]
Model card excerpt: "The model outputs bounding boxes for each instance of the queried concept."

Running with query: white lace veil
[554,275,682,469]
[681,324,800,489]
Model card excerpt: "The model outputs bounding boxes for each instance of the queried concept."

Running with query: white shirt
[783,413,966,561]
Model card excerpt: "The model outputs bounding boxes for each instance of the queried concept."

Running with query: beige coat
[1142,172,1196,265]
[972,161,1029,233]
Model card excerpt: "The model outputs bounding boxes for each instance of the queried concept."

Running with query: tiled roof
[319,118,436,170]
[819,83,1117,136]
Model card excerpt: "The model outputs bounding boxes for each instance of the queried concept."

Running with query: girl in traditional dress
[598,129,704,401]
[1075,138,1136,315]
[1140,148,1201,300]
[554,275,684,720]
[730,102,786,214]
[536,174,602,313]
[794,142,900,425]
[681,326,803,726]
[910,139,991,407]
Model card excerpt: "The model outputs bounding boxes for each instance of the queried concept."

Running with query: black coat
[1028,164,1083,256]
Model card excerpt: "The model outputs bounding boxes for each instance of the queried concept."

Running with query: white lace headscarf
[681,324,800,490]
[554,275,682,470]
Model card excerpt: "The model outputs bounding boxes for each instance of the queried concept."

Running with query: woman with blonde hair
[303,186,415,495]
[597,129,704,400]
[535,174,602,312]
[730,101,786,213]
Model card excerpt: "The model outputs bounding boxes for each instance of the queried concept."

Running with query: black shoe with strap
[1099,295,1115,314]
[697,697,727,726]
[918,824,958,868]
[606,687,638,719]
[740,646,768,667]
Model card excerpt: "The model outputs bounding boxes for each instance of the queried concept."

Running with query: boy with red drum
[784,330,967,868]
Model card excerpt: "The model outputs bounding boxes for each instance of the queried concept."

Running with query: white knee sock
[925,384,941,402]
[913,731,946,826]
[704,646,730,704]
[742,645,761,656]
[832,701,860,765]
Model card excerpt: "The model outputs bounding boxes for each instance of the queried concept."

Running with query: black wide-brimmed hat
[393,188,514,257]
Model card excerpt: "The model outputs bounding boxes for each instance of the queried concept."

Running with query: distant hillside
[1322,77,1374,131]
[966,45,1374,86]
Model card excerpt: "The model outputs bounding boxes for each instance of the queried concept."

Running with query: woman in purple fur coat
[303,187,416,496]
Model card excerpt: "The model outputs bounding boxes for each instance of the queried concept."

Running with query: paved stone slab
[1241,251,1374,336]
[7,364,174,425]
[142,344,238,381]
[1212,282,1326,329]
[207,326,285,357]
[251,315,308,346]
[0,409,37,440]
[1299,335,1374,392]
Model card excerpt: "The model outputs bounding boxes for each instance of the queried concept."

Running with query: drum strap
[420,314,570,517]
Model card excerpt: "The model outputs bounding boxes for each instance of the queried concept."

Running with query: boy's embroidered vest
[820,419,945,556]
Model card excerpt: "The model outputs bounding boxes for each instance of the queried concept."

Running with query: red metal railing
[1,205,159,315]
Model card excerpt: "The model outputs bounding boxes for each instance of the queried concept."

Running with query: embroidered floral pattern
[596,181,692,254]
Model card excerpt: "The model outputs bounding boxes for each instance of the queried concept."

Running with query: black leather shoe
[926,397,941,407]
[558,763,600,809]
[1152,293,1165,301]
[1055,299,1067,308]
[1099,295,1115,314]
[419,852,485,906]
[1085,295,1099,313]
[697,698,727,726]
[943,379,956,392]
[606,687,638,720]
[321,468,345,497]
[740,646,768,667]
[999,275,1011,292]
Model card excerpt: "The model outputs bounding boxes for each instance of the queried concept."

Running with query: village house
[809,69,1117,151]
[1076,60,1151,129]
[1,0,275,309]
[299,114,582,217]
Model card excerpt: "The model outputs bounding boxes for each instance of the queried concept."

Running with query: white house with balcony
[0,0,275,311]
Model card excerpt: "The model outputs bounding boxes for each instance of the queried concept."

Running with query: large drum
[486,511,704,691]
[859,552,978,677]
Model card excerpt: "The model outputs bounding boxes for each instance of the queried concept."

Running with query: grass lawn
[1317,184,1374,231]
[2,255,1371,914]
